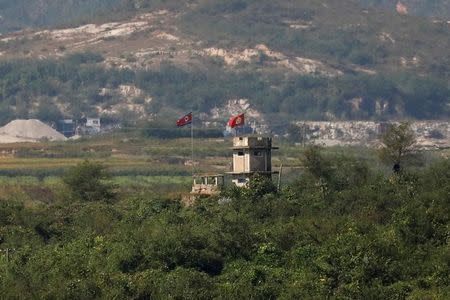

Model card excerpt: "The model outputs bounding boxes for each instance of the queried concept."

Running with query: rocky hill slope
[0,0,448,34]
[360,0,450,19]
[0,0,448,128]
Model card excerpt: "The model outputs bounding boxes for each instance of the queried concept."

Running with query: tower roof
[232,136,278,150]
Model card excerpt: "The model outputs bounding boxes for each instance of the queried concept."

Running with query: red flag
[176,112,192,127]
[228,113,245,128]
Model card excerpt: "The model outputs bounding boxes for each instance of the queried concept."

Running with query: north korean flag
[228,113,245,128]
[176,112,193,127]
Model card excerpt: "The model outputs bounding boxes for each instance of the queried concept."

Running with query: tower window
[253,151,262,157]
[237,151,244,156]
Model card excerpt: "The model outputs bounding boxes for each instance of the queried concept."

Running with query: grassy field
[0,132,446,196]
[0,134,233,201]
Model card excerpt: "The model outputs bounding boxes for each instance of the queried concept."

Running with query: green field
[0,133,444,191]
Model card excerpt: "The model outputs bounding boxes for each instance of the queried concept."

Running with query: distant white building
[86,118,101,134]
[86,118,100,128]
[78,117,101,135]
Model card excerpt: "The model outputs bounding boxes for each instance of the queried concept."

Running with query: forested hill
[0,0,448,126]
[360,0,450,19]
[0,0,127,33]
[0,0,448,33]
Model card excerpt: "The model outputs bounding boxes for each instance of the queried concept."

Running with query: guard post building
[228,136,278,187]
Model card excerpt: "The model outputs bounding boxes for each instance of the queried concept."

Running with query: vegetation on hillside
[0,55,448,126]
[181,0,449,75]
[0,0,448,126]
[0,0,450,126]
[0,0,188,33]
[361,0,450,18]
[0,0,448,34]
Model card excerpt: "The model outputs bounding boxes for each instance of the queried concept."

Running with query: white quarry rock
[0,119,66,143]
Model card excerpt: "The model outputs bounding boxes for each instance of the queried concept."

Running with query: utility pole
[191,116,194,176]
[277,163,283,191]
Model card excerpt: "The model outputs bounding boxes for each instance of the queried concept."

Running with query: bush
[66,52,104,65]
[62,160,116,202]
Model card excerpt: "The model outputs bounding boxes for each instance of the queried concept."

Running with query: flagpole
[191,113,194,176]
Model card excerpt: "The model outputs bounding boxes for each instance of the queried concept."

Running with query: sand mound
[0,119,67,143]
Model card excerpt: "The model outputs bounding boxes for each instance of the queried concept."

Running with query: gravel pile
[0,119,67,143]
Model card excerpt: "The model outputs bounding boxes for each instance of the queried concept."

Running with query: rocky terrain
[0,10,346,78]
[1,1,448,76]
[292,121,450,149]
[0,0,448,34]
[361,0,450,19]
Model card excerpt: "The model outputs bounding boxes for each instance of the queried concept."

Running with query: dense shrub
[1,152,449,298]
[62,160,116,202]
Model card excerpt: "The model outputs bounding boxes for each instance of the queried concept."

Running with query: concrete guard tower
[186,136,278,204]
[227,136,278,187]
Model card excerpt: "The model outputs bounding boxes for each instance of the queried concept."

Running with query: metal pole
[191,116,194,176]
[277,163,283,191]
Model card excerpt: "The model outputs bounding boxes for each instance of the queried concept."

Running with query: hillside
[0,0,448,128]
[0,0,118,33]
[361,0,450,19]
[0,0,448,34]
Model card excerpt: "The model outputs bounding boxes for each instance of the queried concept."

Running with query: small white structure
[191,174,225,196]
[86,118,100,128]
[84,118,101,134]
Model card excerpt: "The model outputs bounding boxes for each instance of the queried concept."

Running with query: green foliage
[301,145,332,180]
[0,0,449,36]
[182,0,449,77]
[198,0,249,15]
[360,0,450,19]
[1,152,449,298]
[62,160,116,202]
[0,0,125,33]
[66,52,104,65]
[379,122,418,169]
[244,174,278,200]
[0,56,448,125]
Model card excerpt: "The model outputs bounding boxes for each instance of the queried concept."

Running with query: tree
[301,145,331,180]
[245,174,278,200]
[35,98,63,122]
[63,160,116,202]
[379,122,417,172]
